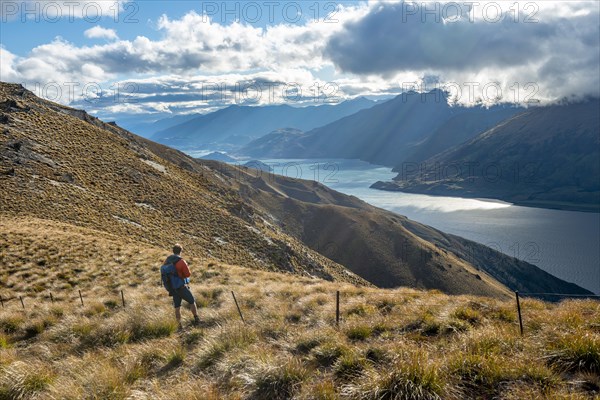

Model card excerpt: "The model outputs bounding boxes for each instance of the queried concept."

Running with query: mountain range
[119,113,199,138]
[150,97,376,150]
[0,81,591,299]
[239,90,522,166]
[372,99,600,211]
[237,91,599,212]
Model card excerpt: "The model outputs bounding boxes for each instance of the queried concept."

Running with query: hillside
[0,82,592,299]
[373,99,600,212]
[239,90,521,166]
[207,162,590,299]
[0,82,364,286]
[0,218,599,399]
[151,97,375,150]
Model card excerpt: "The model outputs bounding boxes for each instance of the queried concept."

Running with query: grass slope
[0,218,599,399]
[0,82,366,286]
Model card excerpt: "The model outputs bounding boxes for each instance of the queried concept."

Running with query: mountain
[0,82,591,299]
[200,151,238,162]
[239,90,521,166]
[237,128,307,158]
[151,97,376,150]
[118,113,199,138]
[373,99,600,212]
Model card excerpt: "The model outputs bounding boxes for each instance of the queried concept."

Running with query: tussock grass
[245,358,308,399]
[545,333,600,374]
[342,353,447,400]
[0,221,599,399]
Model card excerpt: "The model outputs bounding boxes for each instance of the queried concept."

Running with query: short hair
[173,244,183,255]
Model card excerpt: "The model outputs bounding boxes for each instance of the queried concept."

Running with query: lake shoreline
[370,180,600,214]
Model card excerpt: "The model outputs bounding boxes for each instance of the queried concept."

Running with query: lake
[191,153,600,295]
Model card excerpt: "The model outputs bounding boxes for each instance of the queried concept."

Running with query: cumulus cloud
[0,47,20,82]
[1,5,366,84]
[84,26,118,41]
[325,1,600,103]
[0,5,371,106]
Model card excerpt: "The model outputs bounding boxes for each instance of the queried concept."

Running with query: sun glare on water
[362,192,513,213]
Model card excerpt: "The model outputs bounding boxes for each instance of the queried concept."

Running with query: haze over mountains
[373,99,600,211]
[239,90,522,165]
[1,81,591,298]
[150,97,376,150]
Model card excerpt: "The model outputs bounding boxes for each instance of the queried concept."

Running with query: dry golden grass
[1,218,599,399]
[0,82,368,289]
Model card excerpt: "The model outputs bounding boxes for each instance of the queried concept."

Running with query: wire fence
[1,289,598,336]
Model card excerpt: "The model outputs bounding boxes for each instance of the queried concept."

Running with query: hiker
[162,244,200,329]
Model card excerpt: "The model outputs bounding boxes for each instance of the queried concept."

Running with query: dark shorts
[172,285,196,308]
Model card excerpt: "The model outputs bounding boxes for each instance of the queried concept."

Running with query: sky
[1,0,599,123]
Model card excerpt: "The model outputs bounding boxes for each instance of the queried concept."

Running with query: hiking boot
[193,315,200,326]
[177,323,183,332]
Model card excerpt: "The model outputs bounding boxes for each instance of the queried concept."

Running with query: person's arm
[175,259,191,279]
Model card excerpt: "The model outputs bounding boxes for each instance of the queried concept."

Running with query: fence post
[121,290,126,307]
[79,290,84,307]
[0,295,3,308]
[515,291,523,336]
[19,296,25,309]
[49,292,54,304]
[336,290,340,326]
[231,291,245,324]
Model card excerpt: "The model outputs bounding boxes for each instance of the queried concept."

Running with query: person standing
[164,244,200,330]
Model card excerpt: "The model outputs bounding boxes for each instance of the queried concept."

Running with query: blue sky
[1,1,598,123]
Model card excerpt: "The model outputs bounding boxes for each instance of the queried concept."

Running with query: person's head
[173,244,183,255]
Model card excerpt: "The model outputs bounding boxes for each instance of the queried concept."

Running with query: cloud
[0,5,370,106]
[325,1,600,103]
[70,67,404,123]
[0,47,20,82]
[84,26,118,41]
[2,1,597,111]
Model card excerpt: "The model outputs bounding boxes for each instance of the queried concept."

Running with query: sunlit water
[191,153,600,294]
